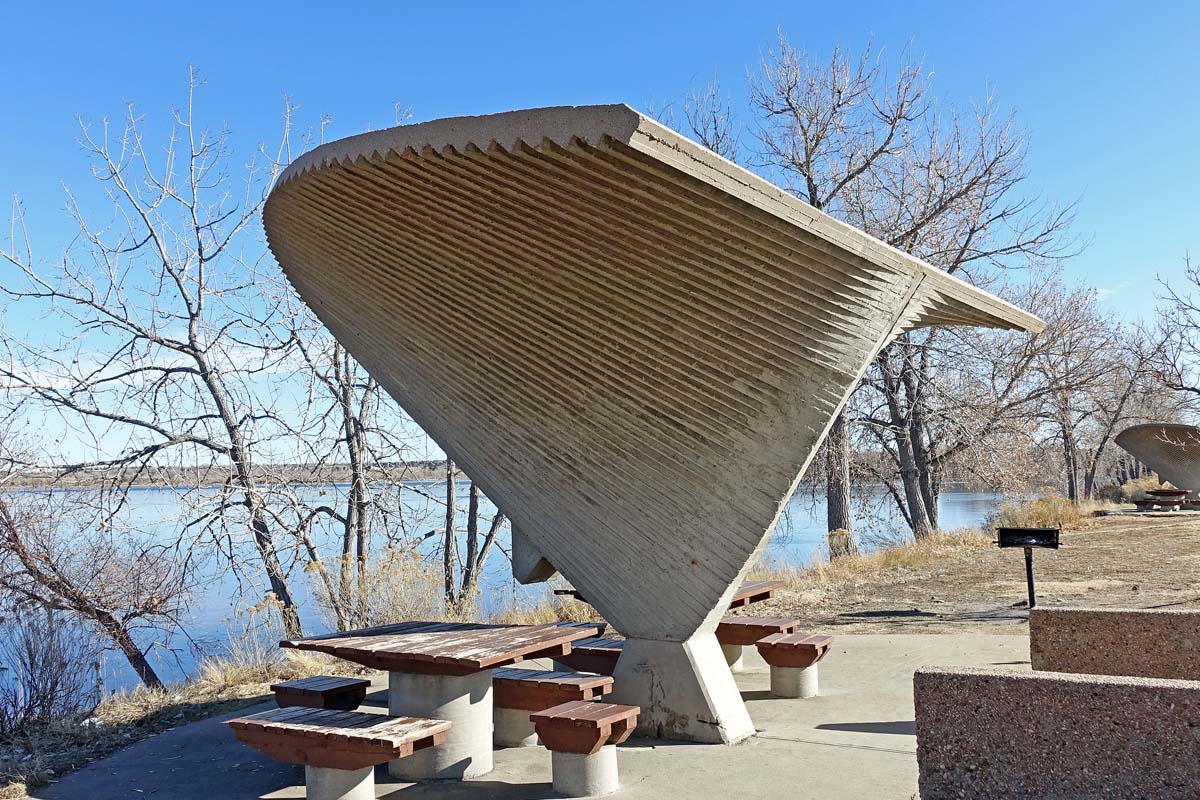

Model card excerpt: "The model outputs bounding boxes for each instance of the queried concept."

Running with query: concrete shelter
[1115,422,1200,494]
[264,104,1044,743]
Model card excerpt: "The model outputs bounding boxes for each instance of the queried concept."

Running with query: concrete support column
[610,632,754,744]
[551,744,620,797]
[387,670,493,780]
[721,643,745,673]
[494,707,538,747]
[305,765,373,800]
[770,664,819,698]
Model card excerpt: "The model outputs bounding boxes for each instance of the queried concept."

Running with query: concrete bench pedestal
[305,765,373,800]
[552,744,619,797]
[494,706,538,747]
[770,664,819,698]
[388,669,493,780]
[721,643,745,672]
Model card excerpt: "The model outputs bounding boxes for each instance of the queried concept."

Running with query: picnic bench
[228,707,449,800]
[556,614,805,676]
[757,632,834,698]
[492,667,615,747]
[271,676,370,711]
[716,616,799,671]
[532,700,640,797]
[280,620,604,781]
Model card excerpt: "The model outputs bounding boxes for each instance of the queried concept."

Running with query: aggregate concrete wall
[265,104,1044,740]
[1029,607,1200,680]
[914,666,1200,799]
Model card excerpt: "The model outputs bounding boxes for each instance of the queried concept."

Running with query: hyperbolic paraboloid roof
[1115,423,1200,492]
[265,104,1045,640]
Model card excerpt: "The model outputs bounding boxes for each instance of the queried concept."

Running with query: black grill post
[1024,546,1037,608]
[996,527,1060,610]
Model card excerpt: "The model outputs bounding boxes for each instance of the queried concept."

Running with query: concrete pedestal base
[770,664,818,698]
[610,633,754,744]
[551,744,619,797]
[388,669,493,780]
[721,643,745,673]
[494,707,538,747]
[305,765,373,800]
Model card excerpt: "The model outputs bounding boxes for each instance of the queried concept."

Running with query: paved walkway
[34,634,1029,800]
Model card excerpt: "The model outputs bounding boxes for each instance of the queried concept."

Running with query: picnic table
[280,621,602,781]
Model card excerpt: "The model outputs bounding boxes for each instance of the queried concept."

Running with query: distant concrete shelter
[1115,422,1200,494]
[264,104,1045,743]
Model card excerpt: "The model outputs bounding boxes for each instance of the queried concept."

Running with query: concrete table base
[552,745,620,797]
[771,664,819,699]
[721,644,746,673]
[387,670,493,780]
[494,707,538,748]
[610,633,753,744]
[305,765,373,800]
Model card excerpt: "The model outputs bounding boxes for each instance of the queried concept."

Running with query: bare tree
[728,36,1076,538]
[0,70,309,633]
[0,493,191,687]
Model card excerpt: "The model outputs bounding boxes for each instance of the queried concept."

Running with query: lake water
[26,483,1000,690]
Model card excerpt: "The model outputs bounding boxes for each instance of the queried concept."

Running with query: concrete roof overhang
[265,104,1045,643]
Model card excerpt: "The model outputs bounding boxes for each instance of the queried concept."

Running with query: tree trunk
[903,351,939,530]
[461,482,481,596]
[825,412,854,537]
[93,609,162,689]
[443,460,457,605]
[1061,420,1079,502]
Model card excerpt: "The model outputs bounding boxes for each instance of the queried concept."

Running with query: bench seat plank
[716,616,800,646]
[493,667,614,711]
[228,707,450,770]
[271,676,371,711]
[532,700,640,755]
[553,638,624,676]
[756,633,833,668]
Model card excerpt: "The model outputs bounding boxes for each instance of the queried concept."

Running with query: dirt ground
[756,512,1200,634]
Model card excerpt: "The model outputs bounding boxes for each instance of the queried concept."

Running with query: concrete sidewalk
[33,634,1029,800]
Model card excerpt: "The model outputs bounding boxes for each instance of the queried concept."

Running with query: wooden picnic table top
[280,620,605,676]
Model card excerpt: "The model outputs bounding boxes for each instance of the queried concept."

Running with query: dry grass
[987,490,1120,530]
[750,527,993,602]
[488,592,600,626]
[1119,475,1166,501]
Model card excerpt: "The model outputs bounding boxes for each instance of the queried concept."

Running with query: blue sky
[1,0,1197,323]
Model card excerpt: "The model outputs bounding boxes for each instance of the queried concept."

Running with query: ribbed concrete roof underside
[1115,423,1200,492]
[265,105,1044,640]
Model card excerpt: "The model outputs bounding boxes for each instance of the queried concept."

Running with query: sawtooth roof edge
[276,103,1045,336]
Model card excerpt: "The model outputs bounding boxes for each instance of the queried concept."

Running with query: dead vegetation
[751,512,1200,635]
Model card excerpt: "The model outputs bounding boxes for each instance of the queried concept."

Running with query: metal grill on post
[995,527,1061,609]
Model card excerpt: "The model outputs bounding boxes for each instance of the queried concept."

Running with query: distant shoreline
[4,461,451,490]
[5,462,1007,494]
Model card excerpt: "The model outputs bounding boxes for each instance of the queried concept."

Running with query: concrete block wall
[1029,607,1200,680]
[914,666,1200,799]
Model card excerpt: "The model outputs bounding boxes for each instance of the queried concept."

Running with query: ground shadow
[837,609,938,619]
[380,779,555,799]
[815,720,916,736]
